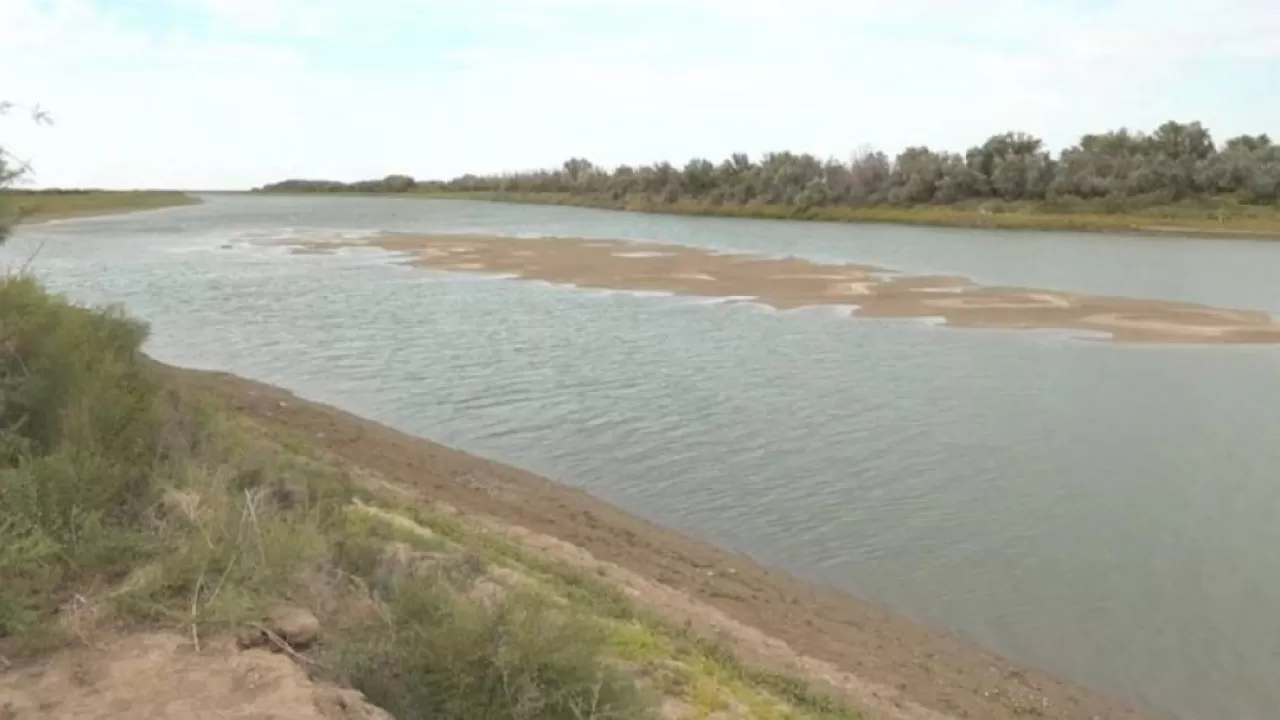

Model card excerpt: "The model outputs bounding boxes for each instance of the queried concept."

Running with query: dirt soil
[0,632,389,720]
[288,232,1280,344]
[174,366,1152,720]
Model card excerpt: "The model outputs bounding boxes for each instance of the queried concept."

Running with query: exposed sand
[287,232,1280,344]
[0,632,390,720]
[173,366,1151,720]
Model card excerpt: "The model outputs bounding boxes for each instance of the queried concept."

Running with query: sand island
[282,232,1280,345]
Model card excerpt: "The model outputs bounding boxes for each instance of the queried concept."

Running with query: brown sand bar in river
[294,232,1280,344]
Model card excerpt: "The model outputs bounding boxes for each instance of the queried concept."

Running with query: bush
[111,468,333,629]
[0,277,320,639]
[330,581,651,720]
[0,277,159,459]
[0,276,177,636]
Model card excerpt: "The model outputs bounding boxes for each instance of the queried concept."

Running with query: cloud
[2,0,1277,188]
[199,0,332,36]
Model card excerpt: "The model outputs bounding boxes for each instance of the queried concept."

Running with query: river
[9,194,1280,719]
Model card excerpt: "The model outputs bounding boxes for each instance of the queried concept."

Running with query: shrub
[0,276,176,637]
[330,581,651,720]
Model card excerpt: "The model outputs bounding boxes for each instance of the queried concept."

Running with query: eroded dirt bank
[291,232,1280,344]
[174,367,1150,720]
[0,633,390,720]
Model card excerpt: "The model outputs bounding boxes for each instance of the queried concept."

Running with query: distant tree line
[255,174,422,194]
[257,121,1280,210]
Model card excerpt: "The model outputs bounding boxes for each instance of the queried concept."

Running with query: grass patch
[2,190,197,224]
[610,616,859,719]
[327,582,652,720]
[354,500,862,718]
[110,471,334,629]
[610,620,675,664]
[384,501,640,622]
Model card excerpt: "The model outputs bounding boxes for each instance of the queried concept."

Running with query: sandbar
[283,233,1280,344]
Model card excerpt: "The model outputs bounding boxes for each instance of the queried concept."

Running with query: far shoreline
[6,190,199,224]
[419,191,1280,240]
[243,188,1280,240]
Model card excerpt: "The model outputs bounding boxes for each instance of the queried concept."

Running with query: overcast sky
[3,0,1278,189]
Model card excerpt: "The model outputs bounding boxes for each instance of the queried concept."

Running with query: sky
[2,0,1279,189]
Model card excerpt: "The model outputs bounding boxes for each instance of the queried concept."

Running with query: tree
[256,118,1280,211]
[887,147,947,204]
[381,174,416,192]
[0,146,16,243]
[1,102,53,243]
[847,147,891,203]
[561,158,595,189]
[1224,134,1271,153]
[1150,120,1215,160]
[682,158,716,196]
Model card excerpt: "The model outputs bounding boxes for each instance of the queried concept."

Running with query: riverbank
[173,366,1149,720]
[412,190,1280,239]
[0,336,1153,719]
[0,275,870,720]
[4,190,198,223]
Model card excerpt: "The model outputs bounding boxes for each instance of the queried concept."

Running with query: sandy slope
[0,632,389,720]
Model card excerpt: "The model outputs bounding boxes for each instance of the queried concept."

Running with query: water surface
[10,195,1280,720]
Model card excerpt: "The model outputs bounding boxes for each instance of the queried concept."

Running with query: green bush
[330,581,651,720]
[0,276,177,636]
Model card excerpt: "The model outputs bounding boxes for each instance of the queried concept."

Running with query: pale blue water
[9,194,1280,720]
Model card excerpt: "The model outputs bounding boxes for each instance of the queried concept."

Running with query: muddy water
[10,194,1280,719]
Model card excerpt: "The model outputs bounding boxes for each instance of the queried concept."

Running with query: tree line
[256,174,420,194]
[257,121,1280,210]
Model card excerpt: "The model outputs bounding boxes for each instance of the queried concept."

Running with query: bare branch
[190,572,205,652]
[246,622,328,669]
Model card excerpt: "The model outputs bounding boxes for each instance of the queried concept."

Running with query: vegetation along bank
[257,120,1280,237]
[2,189,197,224]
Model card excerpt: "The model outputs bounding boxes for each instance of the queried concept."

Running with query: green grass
[418,190,1280,238]
[366,500,862,718]
[0,272,863,718]
[1,190,197,224]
